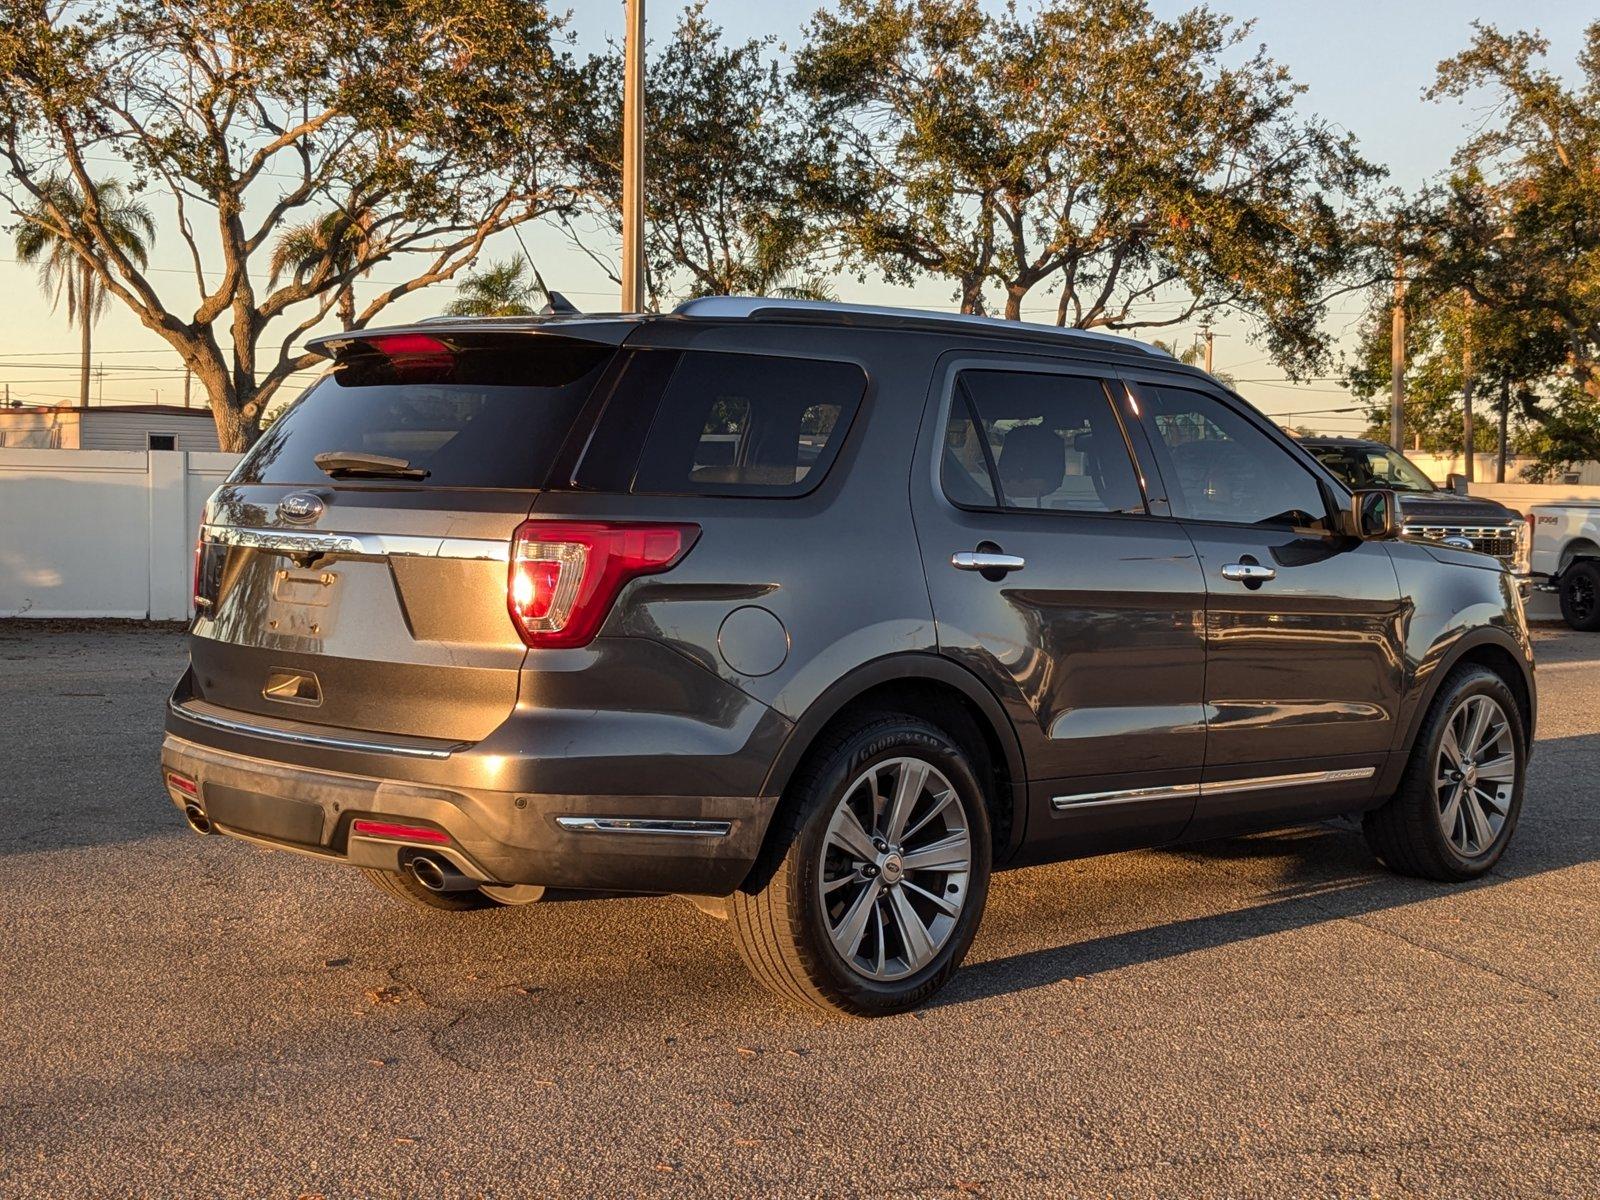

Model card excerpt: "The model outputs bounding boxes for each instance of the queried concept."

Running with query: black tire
[361,865,501,912]
[729,713,992,1017]
[1559,559,1600,631]
[1363,664,1526,882]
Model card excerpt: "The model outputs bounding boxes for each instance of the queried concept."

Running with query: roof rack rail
[672,296,1173,359]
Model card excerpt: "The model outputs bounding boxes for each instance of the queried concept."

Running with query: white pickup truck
[1529,503,1600,629]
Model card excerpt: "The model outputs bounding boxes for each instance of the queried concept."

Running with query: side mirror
[1446,473,1471,496]
[1350,488,1402,540]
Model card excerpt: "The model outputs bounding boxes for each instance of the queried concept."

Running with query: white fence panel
[0,449,240,619]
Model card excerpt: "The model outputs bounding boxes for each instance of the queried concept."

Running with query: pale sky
[1,1,1594,433]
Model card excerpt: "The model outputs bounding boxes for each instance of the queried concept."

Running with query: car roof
[306,296,1175,364]
[1299,436,1389,450]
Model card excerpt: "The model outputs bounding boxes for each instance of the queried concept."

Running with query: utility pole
[1202,327,1215,375]
[1461,293,1475,482]
[1390,260,1407,451]
[1497,379,1511,483]
[619,0,646,313]
[184,368,192,409]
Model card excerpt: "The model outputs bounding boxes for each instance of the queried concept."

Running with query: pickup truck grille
[1403,524,1518,563]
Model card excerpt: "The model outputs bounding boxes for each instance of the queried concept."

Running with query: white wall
[80,410,222,453]
[0,449,239,619]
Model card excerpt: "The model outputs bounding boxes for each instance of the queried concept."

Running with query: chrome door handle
[952,551,1026,573]
[1220,562,1276,583]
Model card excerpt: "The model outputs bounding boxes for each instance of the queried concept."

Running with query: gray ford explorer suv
[163,298,1536,1016]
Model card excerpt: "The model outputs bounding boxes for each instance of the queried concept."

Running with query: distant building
[0,404,221,452]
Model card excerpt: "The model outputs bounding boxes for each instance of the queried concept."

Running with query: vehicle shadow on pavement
[934,746,1599,1012]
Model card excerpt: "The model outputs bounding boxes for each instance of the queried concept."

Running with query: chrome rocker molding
[1052,767,1377,811]
[169,700,458,760]
[202,524,510,563]
[555,817,733,838]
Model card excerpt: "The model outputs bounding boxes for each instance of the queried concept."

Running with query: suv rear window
[625,351,866,497]
[235,339,613,489]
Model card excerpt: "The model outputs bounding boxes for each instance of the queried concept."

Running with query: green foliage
[445,259,541,317]
[1350,21,1600,474]
[13,174,154,327]
[0,0,586,448]
[570,3,835,305]
[793,0,1379,375]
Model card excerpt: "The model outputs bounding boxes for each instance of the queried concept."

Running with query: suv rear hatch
[186,325,630,745]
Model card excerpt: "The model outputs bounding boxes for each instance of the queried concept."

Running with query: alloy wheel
[1435,694,1517,857]
[818,756,972,981]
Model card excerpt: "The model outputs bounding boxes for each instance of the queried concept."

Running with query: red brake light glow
[166,772,199,798]
[508,521,699,648]
[350,819,451,846]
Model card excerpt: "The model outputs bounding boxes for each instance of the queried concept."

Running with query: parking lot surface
[1,621,1596,1198]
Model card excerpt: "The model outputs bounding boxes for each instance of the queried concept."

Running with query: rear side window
[628,351,865,497]
[943,370,1146,514]
[235,339,614,489]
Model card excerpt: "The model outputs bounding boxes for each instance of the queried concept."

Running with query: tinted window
[628,351,864,497]
[1144,386,1329,528]
[236,339,613,489]
[943,370,1145,514]
[1307,443,1436,493]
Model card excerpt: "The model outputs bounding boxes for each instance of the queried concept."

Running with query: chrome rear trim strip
[556,817,733,838]
[1052,767,1376,811]
[202,525,509,562]
[169,700,457,759]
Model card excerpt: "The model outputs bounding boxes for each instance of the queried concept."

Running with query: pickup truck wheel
[1363,665,1526,881]
[1558,559,1600,631]
[361,866,500,912]
[729,715,992,1016]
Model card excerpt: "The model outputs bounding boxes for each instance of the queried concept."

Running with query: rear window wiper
[313,451,430,480]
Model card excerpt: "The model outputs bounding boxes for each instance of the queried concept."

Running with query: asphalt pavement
[1,620,1596,1198]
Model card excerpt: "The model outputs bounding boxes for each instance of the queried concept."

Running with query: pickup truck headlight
[1511,517,1532,577]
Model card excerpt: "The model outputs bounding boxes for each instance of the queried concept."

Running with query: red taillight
[350,819,451,846]
[508,521,699,648]
[362,332,455,380]
[166,771,199,798]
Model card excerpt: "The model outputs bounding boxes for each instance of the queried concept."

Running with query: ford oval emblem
[277,492,325,525]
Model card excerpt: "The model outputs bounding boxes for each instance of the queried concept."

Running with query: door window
[942,370,1145,514]
[1142,385,1330,529]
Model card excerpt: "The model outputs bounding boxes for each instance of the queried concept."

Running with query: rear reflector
[508,521,699,649]
[166,772,199,798]
[350,819,451,846]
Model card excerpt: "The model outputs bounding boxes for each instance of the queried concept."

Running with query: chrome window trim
[169,700,458,759]
[1052,766,1376,811]
[555,817,733,838]
[201,525,509,562]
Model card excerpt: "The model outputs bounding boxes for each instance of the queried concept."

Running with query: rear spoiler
[306,316,641,364]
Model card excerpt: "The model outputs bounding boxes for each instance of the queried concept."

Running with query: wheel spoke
[901,788,956,845]
[827,805,879,863]
[900,831,970,874]
[884,759,929,844]
[1463,698,1493,758]
[886,885,936,969]
[1475,785,1509,817]
[900,878,960,918]
[821,872,859,895]
[1439,722,1464,770]
[1439,784,1464,846]
[1477,754,1516,783]
[829,876,882,960]
[1462,789,1495,852]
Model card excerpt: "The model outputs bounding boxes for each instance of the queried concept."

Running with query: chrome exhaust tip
[182,803,212,835]
[407,853,477,893]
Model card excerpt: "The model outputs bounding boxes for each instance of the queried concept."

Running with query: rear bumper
[161,693,786,895]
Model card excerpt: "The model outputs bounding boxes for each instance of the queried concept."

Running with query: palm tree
[268,207,375,330]
[446,259,542,317]
[13,176,155,407]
